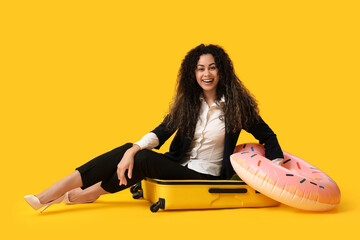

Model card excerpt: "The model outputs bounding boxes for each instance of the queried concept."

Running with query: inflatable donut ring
[230,143,341,211]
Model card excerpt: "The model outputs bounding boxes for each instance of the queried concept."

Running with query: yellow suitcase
[130,178,280,212]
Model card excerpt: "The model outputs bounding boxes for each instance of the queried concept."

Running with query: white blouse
[134,96,225,176]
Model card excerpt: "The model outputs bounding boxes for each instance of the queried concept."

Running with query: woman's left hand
[272,158,283,166]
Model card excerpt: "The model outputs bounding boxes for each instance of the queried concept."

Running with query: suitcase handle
[208,188,248,194]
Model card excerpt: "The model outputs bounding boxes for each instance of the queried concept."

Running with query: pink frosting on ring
[230,143,341,211]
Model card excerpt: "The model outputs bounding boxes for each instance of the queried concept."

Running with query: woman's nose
[204,69,210,76]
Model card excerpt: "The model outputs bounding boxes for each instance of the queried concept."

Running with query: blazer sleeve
[150,115,177,150]
[245,116,284,160]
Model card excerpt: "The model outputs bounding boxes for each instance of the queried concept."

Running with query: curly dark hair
[167,44,260,137]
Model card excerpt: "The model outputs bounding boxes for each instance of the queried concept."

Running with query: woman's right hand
[117,144,141,186]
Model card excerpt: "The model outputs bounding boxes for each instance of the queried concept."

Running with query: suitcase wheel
[150,198,165,213]
[130,182,142,194]
[132,191,143,199]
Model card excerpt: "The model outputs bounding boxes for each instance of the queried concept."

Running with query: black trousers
[76,143,222,193]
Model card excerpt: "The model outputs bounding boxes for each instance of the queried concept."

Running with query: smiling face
[195,54,219,96]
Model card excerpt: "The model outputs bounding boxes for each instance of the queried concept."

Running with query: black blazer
[151,115,284,180]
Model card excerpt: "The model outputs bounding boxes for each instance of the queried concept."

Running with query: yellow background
[1,0,359,239]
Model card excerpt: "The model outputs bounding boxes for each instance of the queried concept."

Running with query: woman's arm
[117,115,176,186]
[245,116,284,160]
[134,132,159,150]
[150,115,177,149]
[117,132,159,186]
[117,144,141,186]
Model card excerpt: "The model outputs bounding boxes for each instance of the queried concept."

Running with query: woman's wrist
[126,144,141,156]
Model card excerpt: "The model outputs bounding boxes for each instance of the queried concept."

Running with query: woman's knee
[113,142,133,153]
[107,143,133,160]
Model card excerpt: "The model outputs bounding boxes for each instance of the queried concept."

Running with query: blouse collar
[199,94,225,106]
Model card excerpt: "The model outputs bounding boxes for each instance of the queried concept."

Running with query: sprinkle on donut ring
[230,143,341,211]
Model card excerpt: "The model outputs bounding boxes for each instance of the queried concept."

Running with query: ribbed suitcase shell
[131,178,280,212]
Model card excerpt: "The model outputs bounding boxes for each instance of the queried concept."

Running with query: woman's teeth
[202,79,213,83]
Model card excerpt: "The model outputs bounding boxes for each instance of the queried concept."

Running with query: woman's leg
[99,148,221,194]
[34,143,133,204]
[67,183,109,204]
[35,170,83,204]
